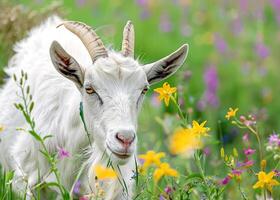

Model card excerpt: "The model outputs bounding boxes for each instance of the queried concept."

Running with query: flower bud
[220,147,225,158]
[266,145,273,151]
[233,148,238,157]
[261,160,266,171]
[239,115,246,122]
[273,154,280,160]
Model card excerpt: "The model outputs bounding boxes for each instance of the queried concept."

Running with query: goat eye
[141,87,148,94]
[85,87,95,94]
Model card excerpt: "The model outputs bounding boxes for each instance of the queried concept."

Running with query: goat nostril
[116,133,135,147]
[116,133,124,143]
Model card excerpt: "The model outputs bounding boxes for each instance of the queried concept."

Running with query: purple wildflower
[220,175,231,185]
[79,197,89,200]
[178,98,185,108]
[159,195,165,200]
[273,169,280,177]
[243,148,256,156]
[242,133,250,143]
[255,42,270,59]
[271,0,280,12]
[140,9,150,20]
[73,180,81,195]
[197,99,206,111]
[76,0,86,7]
[138,158,145,165]
[204,92,219,108]
[214,33,227,54]
[237,159,254,168]
[268,133,280,146]
[270,0,280,24]
[180,23,192,36]
[231,17,243,36]
[240,115,256,126]
[198,65,219,109]
[239,0,248,15]
[203,147,211,156]
[258,67,268,77]
[244,120,255,126]
[159,13,172,33]
[136,0,148,7]
[183,70,192,81]
[164,186,172,195]
[58,147,70,159]
[231,169,243,176]
[150,93,161,107]
[136,0,150,20]
[254,3,264,20]
[204,66,219,97]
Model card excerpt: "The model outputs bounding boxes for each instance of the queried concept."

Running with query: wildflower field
[1,0,280,199]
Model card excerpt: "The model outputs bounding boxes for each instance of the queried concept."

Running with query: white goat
[0,16,188,199]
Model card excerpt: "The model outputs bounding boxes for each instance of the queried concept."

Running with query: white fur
[0,16,188,200]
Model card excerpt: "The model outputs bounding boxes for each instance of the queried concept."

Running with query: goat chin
[0,15,135,199]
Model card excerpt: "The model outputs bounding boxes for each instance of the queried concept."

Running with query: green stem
[36,132,65,196]
[238,183,248,200]
[16,76,66,198]
[274,159,280,169]
[246,125,263,163]
[69,162,87,195]
[195,153,211,199]
[170,96,187,127]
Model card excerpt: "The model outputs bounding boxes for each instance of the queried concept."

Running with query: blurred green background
[1,0,280,199]
[1,0,279,141]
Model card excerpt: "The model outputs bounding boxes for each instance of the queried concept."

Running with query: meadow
[0,0,280,199]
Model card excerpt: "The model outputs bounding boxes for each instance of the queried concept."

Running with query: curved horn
[121,21,134,57]
[58,21,108,63]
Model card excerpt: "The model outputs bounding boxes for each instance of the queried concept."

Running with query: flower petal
[253,181,264,189]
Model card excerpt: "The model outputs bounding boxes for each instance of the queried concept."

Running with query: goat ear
[50,41,84,87]
[143,44,189,85]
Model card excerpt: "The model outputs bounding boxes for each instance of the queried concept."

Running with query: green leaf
[13,74,17,81]
[134,155,139,187]
[26,86,30,94]
[38,182,61,190]
[5,171,14,184]
[29,101,34,113]
[43,134,53,141]
[185,173,203,181]
[17,103,24,111]
[79,102,92,146]
[28,130,42,141]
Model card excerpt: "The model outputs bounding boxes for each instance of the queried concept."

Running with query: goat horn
[121,21,134,57]
[58,21,108,63]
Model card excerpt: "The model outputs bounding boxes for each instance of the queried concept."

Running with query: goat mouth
[107,145,131,159]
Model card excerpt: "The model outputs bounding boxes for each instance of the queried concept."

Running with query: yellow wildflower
[139,151,165,169]
[253,171,280,192]
[94,165,117,180]
[153,162,178,182]
[191,120,210,137]
[169,128,202,155]
[225,108,238,120]
[0,125,4,132]
[154,82,177,106]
